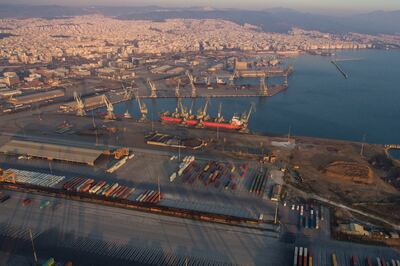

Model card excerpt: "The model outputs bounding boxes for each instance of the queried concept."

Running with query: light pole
[29,228,38,264]
[274,200,279,224]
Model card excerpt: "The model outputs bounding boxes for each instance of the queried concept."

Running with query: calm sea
[112,49,400,145]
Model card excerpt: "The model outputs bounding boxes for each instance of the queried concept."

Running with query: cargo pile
[145,133,204,149]
[11,169,65,188]
[135,190,162,203]
[249,171,267,196]
[63,178,135,200]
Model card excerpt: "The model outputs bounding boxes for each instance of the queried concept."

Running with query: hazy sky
[2,0,400,14]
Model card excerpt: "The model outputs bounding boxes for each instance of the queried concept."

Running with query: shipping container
[332,253,338,266]
[303,248,307,266]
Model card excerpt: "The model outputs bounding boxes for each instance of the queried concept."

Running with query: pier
[384,144,400,159]
[331,60,348,79]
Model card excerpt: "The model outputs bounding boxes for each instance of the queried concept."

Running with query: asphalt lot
[0,190,399,265]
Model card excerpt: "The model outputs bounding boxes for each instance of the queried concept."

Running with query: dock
[331,60,348,79]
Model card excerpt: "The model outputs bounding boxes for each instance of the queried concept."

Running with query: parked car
[0,193,10,203]
[22,198,32,206]
[40,200,50,209]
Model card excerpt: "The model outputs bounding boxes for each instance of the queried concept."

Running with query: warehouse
[0,139,106,166]
[8,89,65,105]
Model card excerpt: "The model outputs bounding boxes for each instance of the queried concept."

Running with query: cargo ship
[202,114,244,130]
[160,104,185,124]
[160,99,253,131]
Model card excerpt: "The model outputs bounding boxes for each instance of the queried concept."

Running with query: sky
[1,0,399,14]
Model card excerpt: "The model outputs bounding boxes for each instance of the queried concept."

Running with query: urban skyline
[1,0,400,14]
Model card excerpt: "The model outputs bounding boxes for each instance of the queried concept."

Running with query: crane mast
[74,91,86,117]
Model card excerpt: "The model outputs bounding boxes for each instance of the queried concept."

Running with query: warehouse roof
[0,140,105,165]
[9,89,65,105]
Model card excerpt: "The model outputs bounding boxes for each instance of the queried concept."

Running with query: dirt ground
[278,136,400,224]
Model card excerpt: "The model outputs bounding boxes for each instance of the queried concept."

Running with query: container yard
[63,177,136,201]
[293,247,400,266]
[9,168,65,188]
[169,156,271,196]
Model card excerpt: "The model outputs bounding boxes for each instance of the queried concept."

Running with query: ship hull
[184,119,198,126]
[160,114,182,123]
[203,121,243,130]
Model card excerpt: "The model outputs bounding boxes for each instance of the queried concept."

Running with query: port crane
[175,79,181,97]
[259,76,269,96]
[121,81,134,118]
[229,74,235,86]
[188,99,195,116]
[136,94,148,121]
[178,98,188,118]
[197,98,210,120]
[73,91,86,117]
[186,71,196,97]
[241,103,255,126]
[121,81,135,100]
[216,102,224,122]
[206,75,212,89]
[102,94,116,120]
[147,79,157,98]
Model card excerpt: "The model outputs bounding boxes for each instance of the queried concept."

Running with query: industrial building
[0,139,106,165]
[8,89,65,105]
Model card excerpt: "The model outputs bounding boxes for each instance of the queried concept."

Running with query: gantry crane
[102,94,116,120]
[147,79,157,98]
[186,71,196,97]
[73,91,86,117]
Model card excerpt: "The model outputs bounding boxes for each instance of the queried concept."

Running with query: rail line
[0,182,280,233]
